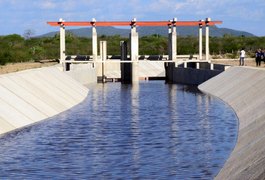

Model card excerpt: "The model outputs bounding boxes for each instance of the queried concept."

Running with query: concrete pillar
[120,41,132,83]
[210,63,214,70]
[130,18,139,83]
[121,41,127,61]
[205,18,211,62]
[169,18,177,61]
[168,25,172,59]
[196,62,200,69]
[91,18,101,76]
[171,25,177,61]
[92,26,97,61]
[59,19,66,70]
[199,20,203,60]
[184,62,187,68]
[100,41,107,83]
[166,23,176,84]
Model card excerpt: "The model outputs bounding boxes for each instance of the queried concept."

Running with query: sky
[0,0,265,36]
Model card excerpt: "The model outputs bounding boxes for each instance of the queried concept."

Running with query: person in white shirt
[239,48,245,66]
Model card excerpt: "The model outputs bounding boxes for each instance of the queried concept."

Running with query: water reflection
[167,84,179,177]
[0,81,238,179]
[130,84,141,178]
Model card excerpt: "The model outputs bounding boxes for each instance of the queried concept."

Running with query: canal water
[0,81,238,179]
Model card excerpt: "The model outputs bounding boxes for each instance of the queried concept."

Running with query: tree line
[0,33,264,65]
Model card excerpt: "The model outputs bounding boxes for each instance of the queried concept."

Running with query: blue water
[0,81,238,179]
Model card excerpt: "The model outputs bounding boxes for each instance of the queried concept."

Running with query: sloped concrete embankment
[199,66,265,180]
[0,67,88,136]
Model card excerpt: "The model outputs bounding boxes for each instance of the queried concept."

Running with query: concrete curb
[199,66,265,179]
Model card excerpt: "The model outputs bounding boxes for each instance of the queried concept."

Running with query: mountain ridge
[41,26,255,38]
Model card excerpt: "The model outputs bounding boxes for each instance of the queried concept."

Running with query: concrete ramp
[0,66,88,135]
[199,66,265,180]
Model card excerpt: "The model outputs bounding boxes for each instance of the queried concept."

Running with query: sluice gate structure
[47,18,222,84]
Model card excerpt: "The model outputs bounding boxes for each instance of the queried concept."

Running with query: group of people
[239,48,265,67]
[255,49,264,66]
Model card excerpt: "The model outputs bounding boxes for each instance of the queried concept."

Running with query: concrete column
[166,24,174,84]
[92,26,97,61]
[210,63,214,70]
[199,20,203,60]
[168,25,172,59]
[91,18,101,77]
[100,41,107,61]
[205,18,211,62]
[169,18,177,61]
[171,25,177,61]
[196,62,200,69]
[100,41,107,83]
[165,26,171,84]
[120,41,132,83]
[130,18,139,83]
[120,41,128,61]
[59,19,66,70]
[184,62,187,68]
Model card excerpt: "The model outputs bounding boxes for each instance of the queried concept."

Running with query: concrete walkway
[199,66,265,180]
[0,66,88,135]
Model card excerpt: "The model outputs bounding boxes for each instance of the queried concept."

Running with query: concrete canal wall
[166,62,228,85]
[0,66,89,136]
[65,64,97,85]
[103,60,165,79]
[199,66,265,180]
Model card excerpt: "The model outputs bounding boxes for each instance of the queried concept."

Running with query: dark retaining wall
[166,62,226,85]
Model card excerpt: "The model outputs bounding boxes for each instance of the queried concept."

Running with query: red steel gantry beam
[47,21,222,27]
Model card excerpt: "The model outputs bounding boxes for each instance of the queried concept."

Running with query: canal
[0,81,238,179]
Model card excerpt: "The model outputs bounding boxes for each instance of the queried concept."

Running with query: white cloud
[1,0,265,36]
[38,0,79,11]
[174,0,214,13]
[40,1,56,9]
[149,0,177,11]
[175,2,185,10]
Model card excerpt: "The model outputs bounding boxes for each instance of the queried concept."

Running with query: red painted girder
[175,21,222,26]
[96,22,131,26]
[47,21,222,27]
[47,22,92,26]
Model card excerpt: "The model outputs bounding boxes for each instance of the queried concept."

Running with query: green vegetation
[0,33,265,65]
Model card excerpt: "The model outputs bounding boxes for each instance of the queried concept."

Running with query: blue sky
[0,0,265,36]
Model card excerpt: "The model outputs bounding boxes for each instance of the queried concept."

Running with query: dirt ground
[212,58,265,68]
[0,61,58,74]
[0,58,263,75]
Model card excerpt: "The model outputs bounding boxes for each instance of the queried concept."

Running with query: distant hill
[41,26,255,38]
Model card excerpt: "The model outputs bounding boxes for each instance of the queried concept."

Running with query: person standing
[239,48,245,66]
[260,49,265,63]
[255,49,261,67]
